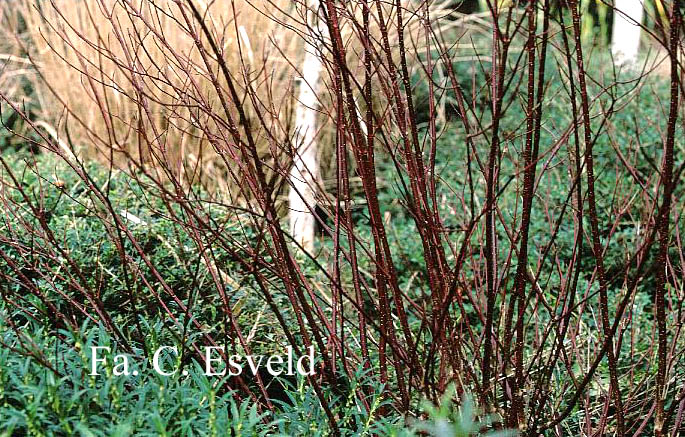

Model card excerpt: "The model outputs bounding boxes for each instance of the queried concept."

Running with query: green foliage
[0,312,508,436]
[0,153,290,356]
[410,386,515,437]
[0,314,267,436]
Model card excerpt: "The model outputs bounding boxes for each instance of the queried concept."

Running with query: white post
[611,0,644,65]
[289,0,324,251]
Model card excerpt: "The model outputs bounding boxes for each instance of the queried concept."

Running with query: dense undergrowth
[1,61,682,435]
[0,140,514,436]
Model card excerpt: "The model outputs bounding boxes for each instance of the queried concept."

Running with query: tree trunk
[289,0,324,252]
[611,0,644,65]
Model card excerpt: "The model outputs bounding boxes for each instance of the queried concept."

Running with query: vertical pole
[289,0,324,251]
[611,0,644,65]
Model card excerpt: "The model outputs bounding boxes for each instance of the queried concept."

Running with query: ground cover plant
[0,0,684,435]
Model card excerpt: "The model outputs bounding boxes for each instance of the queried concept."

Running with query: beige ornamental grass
[12,0,298,199]
[7,0,474,208]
